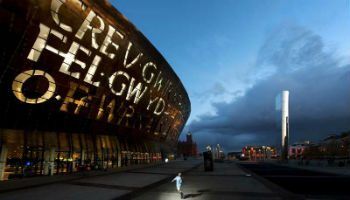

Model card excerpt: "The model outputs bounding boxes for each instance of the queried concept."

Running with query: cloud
[188,24,350,151]
[191,82,240,102]
[256,24,336,73]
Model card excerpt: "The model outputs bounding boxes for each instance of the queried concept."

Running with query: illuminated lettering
[117,105,134,126]
[107,99,116,123]
[60,82,91,114]
[142,62,157,83]
[124,105,135,127]
[27,23,67,62]
[154,98,165,115]
[75,10,105,49]
[12,70,56,104]
[96,94,106,120]
[28,24,90,80]
[147,97,159,110]
[126,78,148,104]
[84,55,101,87]
[50,0,73,32]
[17,0,186,127]
[109,71,130,96]
[163,80,173,95]
[154,71,164,91]
[59,42,91,79]
[123,42,143,68]
[100,25,124,59]
[96,96,125,124]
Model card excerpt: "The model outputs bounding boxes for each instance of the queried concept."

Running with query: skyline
[114,0,350,151]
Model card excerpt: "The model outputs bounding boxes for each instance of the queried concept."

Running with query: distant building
[242,145,277,160]
[288,132,350,160]
[227,151,242,160]
[288,141,312,159]
[319,133,350,158]
[177,133,198,157]
[214,144,225,160]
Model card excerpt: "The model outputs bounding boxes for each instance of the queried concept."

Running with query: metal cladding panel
[0,0,190,145]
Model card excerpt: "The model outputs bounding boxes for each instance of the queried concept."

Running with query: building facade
[242,146,277,160]
[177,133,197,158]
[288,141,312,159]
[0,0,190,180]
[213,144,225,160]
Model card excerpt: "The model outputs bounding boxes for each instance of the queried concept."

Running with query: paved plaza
[0,160,288,200]
[134,161,283,200]
[0,160,201,200]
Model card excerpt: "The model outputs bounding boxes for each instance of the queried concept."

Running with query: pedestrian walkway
[133,161,283,200]
[0,162,165,193]
[0,160,201,200]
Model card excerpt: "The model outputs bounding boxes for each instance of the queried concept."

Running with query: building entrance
[55,151,73,174]
[5,146,45,179]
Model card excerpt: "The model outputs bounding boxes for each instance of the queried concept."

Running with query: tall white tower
[281,91,289,155]
[275,90,290,160]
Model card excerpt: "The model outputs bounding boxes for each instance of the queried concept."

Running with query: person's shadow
[183,189,211,199]
[183,193,202,199]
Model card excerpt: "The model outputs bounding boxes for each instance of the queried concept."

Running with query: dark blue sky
[113,0,350,152]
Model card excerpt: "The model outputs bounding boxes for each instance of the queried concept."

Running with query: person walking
[172,173,184,199]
